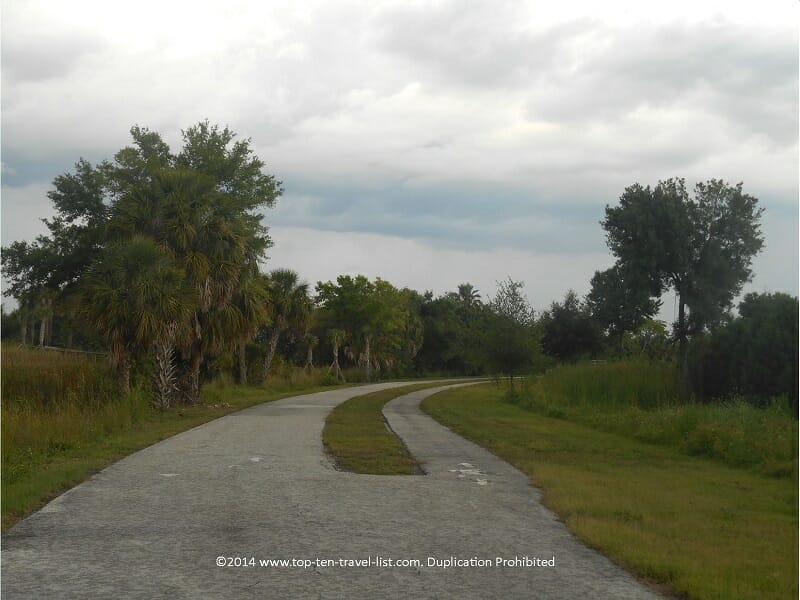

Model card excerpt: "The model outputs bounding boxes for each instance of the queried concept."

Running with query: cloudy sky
[2,0,797,319]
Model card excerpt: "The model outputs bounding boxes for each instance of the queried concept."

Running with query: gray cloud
[1,31,107,84]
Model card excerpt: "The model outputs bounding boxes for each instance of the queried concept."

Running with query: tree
[80,236,193,400]
[109,123,282,402]
[688,292,798,409]
[540,290,602,362]
[587,265,660,352]
[315,275,423,381]
[229,272,271,384]
[456,283,481,310]
[602,178,763,394]
[483,278,539,381]
[490,277,534,326]
[261,269,311,380]
[326,328,347,382]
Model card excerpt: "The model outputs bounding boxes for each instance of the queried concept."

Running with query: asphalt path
[2,381,661,599]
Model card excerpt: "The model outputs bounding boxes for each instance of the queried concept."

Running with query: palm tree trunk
[364,334,372,383]
[117,354,131,400]
[329,341,345,382]
[178,347,203,405]
[261,330,280,381]
[305,345,314,372]
[238,339,248,384]
[153,344,177,410]
[678,293,689,399]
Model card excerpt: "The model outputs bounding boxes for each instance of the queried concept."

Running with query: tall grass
[509,358,798,478]
[1,345,149,485]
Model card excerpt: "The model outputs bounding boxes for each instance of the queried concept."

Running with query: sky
[2,0,798,320]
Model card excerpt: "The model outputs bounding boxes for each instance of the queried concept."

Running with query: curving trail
[2,382,660,599]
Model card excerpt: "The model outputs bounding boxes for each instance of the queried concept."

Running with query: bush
[689,292,798,410]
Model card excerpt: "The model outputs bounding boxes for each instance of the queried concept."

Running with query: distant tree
[587,265,660,352]
[622,318,672,361]
[540,290,602,362]
[490,277,534,326]
[689,292,798,410]
[602,178,764,394]
[483,278,539,382]
[456,283,481,311]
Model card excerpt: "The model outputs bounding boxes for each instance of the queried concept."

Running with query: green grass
[512,359,798,477]
[1,343,354,530]
[422,383,798,600]
[323,382,449,474]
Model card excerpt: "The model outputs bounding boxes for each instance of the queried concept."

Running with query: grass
[422,383,798,600]
[1,343,354,531]
[323,382,450,474]
[511,359,798,477]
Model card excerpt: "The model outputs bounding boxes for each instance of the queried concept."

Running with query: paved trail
[2,382,660,599]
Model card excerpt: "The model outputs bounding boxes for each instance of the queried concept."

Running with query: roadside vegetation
[0,342,351,530]
[323,382,448,474]
[423,383,798,600]
[509,359,797,478]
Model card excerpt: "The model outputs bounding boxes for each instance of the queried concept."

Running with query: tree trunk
[152,343,177,410]
[678,292,690,399]
[305,344,314,372]
[46,315,53,346]
[187,352,202,404]
[117,354,131,400]
[238,339,248,384]
[329,341,345,382]
[67,331,74,349]
[39,318,46,347]
[364,334,372,383]
[178,348,203,405]
[261,330,280,381]
[21,318,27,346]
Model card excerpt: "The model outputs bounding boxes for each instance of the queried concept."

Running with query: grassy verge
[323,382,449,474]
[2,378,349,531]
[422,383,798,600]
[511,360,797,478]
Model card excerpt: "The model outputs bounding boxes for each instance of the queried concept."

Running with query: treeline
[2,123,797,410]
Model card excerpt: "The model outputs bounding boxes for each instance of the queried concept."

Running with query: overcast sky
[2,0,798,319]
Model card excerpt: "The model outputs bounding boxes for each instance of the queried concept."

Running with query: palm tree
[303,333,318,372]
[81,236,194,400]
[457,283,481,309]
[327,328,346,383]
[111,168,258,403]
[261,269,311,380]
[229,272,271,384]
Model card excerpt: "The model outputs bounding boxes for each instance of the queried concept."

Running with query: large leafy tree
[602,178,764,394]
[3,122,282,403]
[107,123,282,402]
